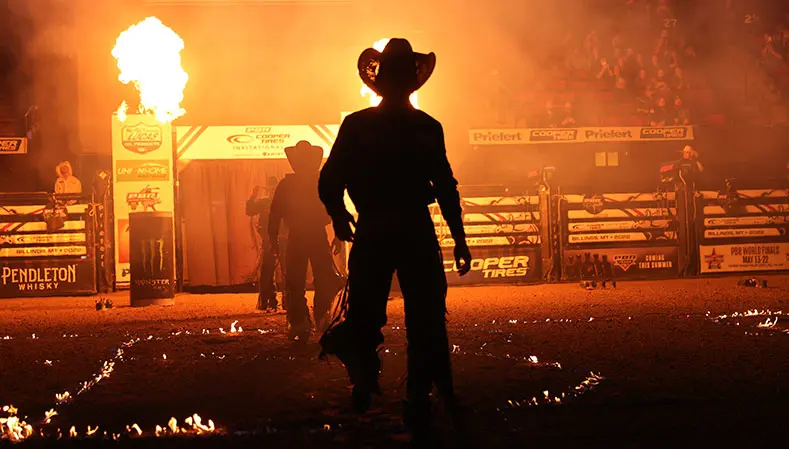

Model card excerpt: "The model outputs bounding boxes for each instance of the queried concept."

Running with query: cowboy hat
[285,141,324,174]
[357,38,436,97]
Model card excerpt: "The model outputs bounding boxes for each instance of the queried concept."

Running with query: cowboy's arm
[319,118,352,219]
[429,122,466,244]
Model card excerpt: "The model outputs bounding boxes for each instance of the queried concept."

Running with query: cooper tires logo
[639,127,687,139]
[227,134,255,144]
[121,123,163,154]
[529,129,577,142]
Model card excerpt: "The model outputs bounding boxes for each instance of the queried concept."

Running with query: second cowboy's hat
[357,38,436,97]
[285,140,323,174]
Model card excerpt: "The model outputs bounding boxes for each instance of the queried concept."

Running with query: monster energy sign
[129,212,175,302]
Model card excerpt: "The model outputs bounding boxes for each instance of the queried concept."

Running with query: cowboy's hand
[332,210,356,242]
[331,237,344,255]
[454,241,472,276]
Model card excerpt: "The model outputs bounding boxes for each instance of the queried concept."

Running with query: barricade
[697,180,789,275]
[433,187,543,285]
[0,193,98,298]
[559,190,680,282]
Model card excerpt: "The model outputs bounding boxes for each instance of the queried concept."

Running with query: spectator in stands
[540,101,559,128]
[648,96,669,126]
[54,161,82,194]
[651,69,671,96]
[637,87,657,114]
[633,68,650,94]
[761,34,784,71]
[614,67,629,101]
[649,53,664,75]
[671,96,691,125]
[596,57,615,89]
[623,48,641,79]
[560,102,577,127]
[672,66,687,91]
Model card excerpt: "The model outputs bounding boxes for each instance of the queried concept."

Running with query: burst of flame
[112,17,188,123]
[359,38,419,109]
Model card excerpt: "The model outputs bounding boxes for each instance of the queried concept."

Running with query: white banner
[175,125,339,160]
[469,126,693,145]
[701,243,789,273]
[0,233,86,245]
[0,246,87,258]
[568,208,674,219]
[704,228,783,239]
[704,216,787,227]
[569,220,673,232]
[440,236,540,248]
[569,232,677,243]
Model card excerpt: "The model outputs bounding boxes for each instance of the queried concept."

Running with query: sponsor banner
[469,126,693,145]
[461,196,540,206]
[704,216,787,227]
[115,160,171,182]
[443,246,540,285]
[0,221,85,233]
[568,208,674,219]
[569,219,673,232]
[0,137,28,154]
[563,192,675,203]
[445,223,540,235]
[129,212,175,300]
[701,243,789,273]
[568,231,677,244]
[112,115,175,285]
[0,245,87,258]
[564,246,677,279]
[0,259,96,297]
[0,204,87,215]
[174,125,339,160]
[440,236,540,248]
[433,212,539,224]
[699,190,789,200]
[704,228,783,239]
[704,205,789,215]
[0,233,86,245]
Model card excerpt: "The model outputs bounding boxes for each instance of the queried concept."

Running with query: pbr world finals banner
[469,126,694,145]
[111,114,176,286]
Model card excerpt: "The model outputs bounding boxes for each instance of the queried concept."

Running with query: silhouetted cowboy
[246,176,279,311]
[318,38,472,442]
[269,141,344,341]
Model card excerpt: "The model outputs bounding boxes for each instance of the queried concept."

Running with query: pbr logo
[704,249,724,270]
[126,186,161,212]
[121,123,163,154]
[613,254,637,271]
[582,194,606,214]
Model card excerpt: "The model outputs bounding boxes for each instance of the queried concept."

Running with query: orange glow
[112,17,188,123]
[360,38,419,109]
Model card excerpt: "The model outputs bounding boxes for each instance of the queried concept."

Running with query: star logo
[704,249,724,270]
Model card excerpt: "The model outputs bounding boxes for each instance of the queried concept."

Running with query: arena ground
[1,275,788,448]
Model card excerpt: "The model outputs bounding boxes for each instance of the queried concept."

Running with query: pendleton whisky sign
[0,259,96,297]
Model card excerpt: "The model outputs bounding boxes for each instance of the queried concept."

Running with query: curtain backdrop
[179,159,291,288]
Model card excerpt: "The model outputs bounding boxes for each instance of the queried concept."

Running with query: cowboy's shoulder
[342,108,377,125]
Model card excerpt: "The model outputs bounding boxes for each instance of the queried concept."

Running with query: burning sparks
[359,38,419,109]
[112,17,188,123]
[230,320,243,333]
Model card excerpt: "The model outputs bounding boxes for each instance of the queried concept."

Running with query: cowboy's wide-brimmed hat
[285,141,323,174]
[358,38,436,97]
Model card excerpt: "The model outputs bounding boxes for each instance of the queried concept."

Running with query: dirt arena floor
[1,275,788,448]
